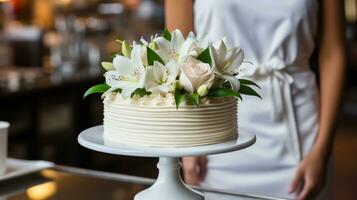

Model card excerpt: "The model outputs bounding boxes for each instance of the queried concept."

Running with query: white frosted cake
[103,93,238,147]
[83,29,260,148]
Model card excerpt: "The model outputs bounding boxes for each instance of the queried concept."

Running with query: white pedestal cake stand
[78,125,256,200]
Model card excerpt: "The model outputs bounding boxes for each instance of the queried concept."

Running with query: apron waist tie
[243,62,303,162]
[268,69,302,162]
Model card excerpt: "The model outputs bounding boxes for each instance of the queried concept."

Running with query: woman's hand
[289,150,326,200]
[182,156,207,186]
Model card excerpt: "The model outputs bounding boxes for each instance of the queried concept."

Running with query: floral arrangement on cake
[84,29,260,107]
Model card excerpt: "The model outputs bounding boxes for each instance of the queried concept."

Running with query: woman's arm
[316,0,346,160]
[165,0,206,185]
[290,0,346,199]
[164,0,194,35]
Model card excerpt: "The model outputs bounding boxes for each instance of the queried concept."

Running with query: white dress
[194,0,331,199]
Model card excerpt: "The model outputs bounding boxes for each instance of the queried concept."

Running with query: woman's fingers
[289,167,304,193]
[297,177,315,200]
[198,156,207,181]
[291,167,319,200]
[182,157,200,185]
[182,156,208,185]
[290,151,325,199]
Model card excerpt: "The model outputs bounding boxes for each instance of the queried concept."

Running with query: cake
[103,93,238,147]
[84,29,260,148]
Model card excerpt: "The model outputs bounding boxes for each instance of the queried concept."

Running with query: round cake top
[104,93,236,108]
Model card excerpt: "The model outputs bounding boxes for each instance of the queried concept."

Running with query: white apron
[194,0,331,199]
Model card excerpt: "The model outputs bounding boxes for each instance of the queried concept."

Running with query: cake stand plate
[78,125,256,200]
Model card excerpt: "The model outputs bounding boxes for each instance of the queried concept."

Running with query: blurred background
[0,0,356,199]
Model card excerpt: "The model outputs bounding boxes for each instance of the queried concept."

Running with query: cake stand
[78,125,256,200]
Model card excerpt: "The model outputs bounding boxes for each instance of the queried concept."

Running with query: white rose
[179,58,214,94]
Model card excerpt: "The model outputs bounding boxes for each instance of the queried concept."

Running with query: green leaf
[162,28,172,41]
[131,88,151,97]
[236,92,242,100]
[174,89,186,109]
[207,88,242,100]
[122,40,132,58]
[196,47,212,65]
[83,84,110,99]
[189,93,200,107]
[147,47,165,66]
[239,79,261,89]
[101,62,114,71]
[239,85,262,99]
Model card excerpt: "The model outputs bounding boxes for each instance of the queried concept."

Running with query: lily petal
[104,71,138,89]
[131,45,144,68]
[153,61,166,83]
[121,84,139,98]
[113,55,134,76]
[218,40,227,57]
[234,48,244,66]
[209,45,219,67]
[188,31,196,39]
[171,29,185,52]
[166,60,180,78]
[144,66,156,90]
[223,74,241,92]
[179,37,196,57]
[140,37,149,46]
[104,71,122,88]
[149,84,170,93]
[179,71,194,94]
[198,33,210,48]
[155,37,171,62]
[144,62,173,94]
[225,47,244,73]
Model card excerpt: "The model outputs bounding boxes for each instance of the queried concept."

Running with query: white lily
[139,45,149,67]
[104,45,146,98]
[187,31,210,50]
[145,60,180,93]
[209,40,244,91]
[140,34,158,46]
[130,41,150,67]
[154,29,201,64]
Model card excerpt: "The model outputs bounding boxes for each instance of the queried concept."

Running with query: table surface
[0,165,286,200]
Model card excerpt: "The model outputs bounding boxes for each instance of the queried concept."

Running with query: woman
[165,0,345,199]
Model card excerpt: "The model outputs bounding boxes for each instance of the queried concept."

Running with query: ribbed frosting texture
[103,93,238,147]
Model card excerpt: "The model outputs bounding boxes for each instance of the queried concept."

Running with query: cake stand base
[135,157,204,200]
[78,126,256,200]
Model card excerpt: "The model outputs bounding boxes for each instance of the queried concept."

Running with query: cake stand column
[134,157,204,200]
